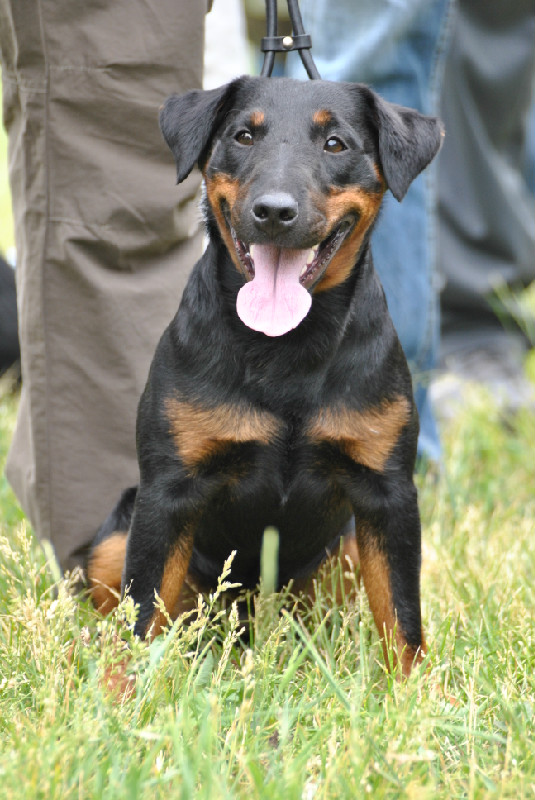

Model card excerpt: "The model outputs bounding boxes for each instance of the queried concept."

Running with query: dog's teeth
[300,264,308,277]
[306,249,316,265]
[250,244,256,262]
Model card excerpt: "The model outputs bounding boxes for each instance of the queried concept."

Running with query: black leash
[260,0,321,80]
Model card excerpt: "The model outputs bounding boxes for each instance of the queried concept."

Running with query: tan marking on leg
[292,531,360,606]
[358,537,424,676]
[312,109,332,126]
[314,186,383,292]
[322,533,361,604]
[102,657,136,702]
[169,573,209,617]
[306,396,411,472]
[147,532,194,640]
[165,397,282,471]
[88,532,127,615]
[170,573,244,618]
[340,533,361,589]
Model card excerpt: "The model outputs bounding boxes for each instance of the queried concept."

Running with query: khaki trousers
[1,0,207,569]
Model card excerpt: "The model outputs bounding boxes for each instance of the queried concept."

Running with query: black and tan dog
[88,77,442,676]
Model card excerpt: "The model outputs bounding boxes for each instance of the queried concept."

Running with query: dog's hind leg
[87,487,137,615]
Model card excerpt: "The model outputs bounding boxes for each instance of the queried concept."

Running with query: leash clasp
[261,33,312,53]
[260,0,321,80]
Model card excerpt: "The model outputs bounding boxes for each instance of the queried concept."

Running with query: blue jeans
[289,0,455,461]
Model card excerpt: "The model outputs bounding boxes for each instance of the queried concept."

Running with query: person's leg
[291,0,455,461]
[1,0,207,570]
[438,0,535,356]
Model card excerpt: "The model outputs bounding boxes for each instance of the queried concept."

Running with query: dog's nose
[251,193,298,234]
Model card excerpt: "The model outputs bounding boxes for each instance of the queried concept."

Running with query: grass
[1,367,534,798]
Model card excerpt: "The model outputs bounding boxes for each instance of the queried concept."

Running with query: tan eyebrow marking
[249,110,265,126]
[313,109,332,126]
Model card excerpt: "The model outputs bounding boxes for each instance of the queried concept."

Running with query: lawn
[1,359,534,799]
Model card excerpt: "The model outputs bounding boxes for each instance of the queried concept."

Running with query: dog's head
[160,77,443,337]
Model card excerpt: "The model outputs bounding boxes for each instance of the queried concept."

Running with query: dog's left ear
[360,86,444,201]
[160,79,241,184]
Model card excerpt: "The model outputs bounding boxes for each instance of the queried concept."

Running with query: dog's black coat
[0,255,20,377]
[89,77,442,671]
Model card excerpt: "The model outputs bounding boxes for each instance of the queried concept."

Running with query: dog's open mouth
[231,219,354,337]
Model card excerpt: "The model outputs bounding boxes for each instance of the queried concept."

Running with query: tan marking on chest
[306,396,410,471]
[165,397,282,471]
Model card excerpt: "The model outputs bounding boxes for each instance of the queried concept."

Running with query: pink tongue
[236,245,312,337]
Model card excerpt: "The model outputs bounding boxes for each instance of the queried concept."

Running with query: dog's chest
[164,393,409,484]
[163,391,409,583]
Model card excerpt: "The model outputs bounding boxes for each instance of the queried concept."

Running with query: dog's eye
[324,136,347,153]
[235,130,254,146]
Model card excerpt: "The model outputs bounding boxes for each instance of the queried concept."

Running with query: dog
[88,76,442,676]
[0,255,20,379]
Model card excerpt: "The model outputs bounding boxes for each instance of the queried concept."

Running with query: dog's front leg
[351,476,425,677]
[122,482,196,640]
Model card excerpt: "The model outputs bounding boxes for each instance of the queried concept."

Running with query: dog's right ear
[160,79,240,184]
